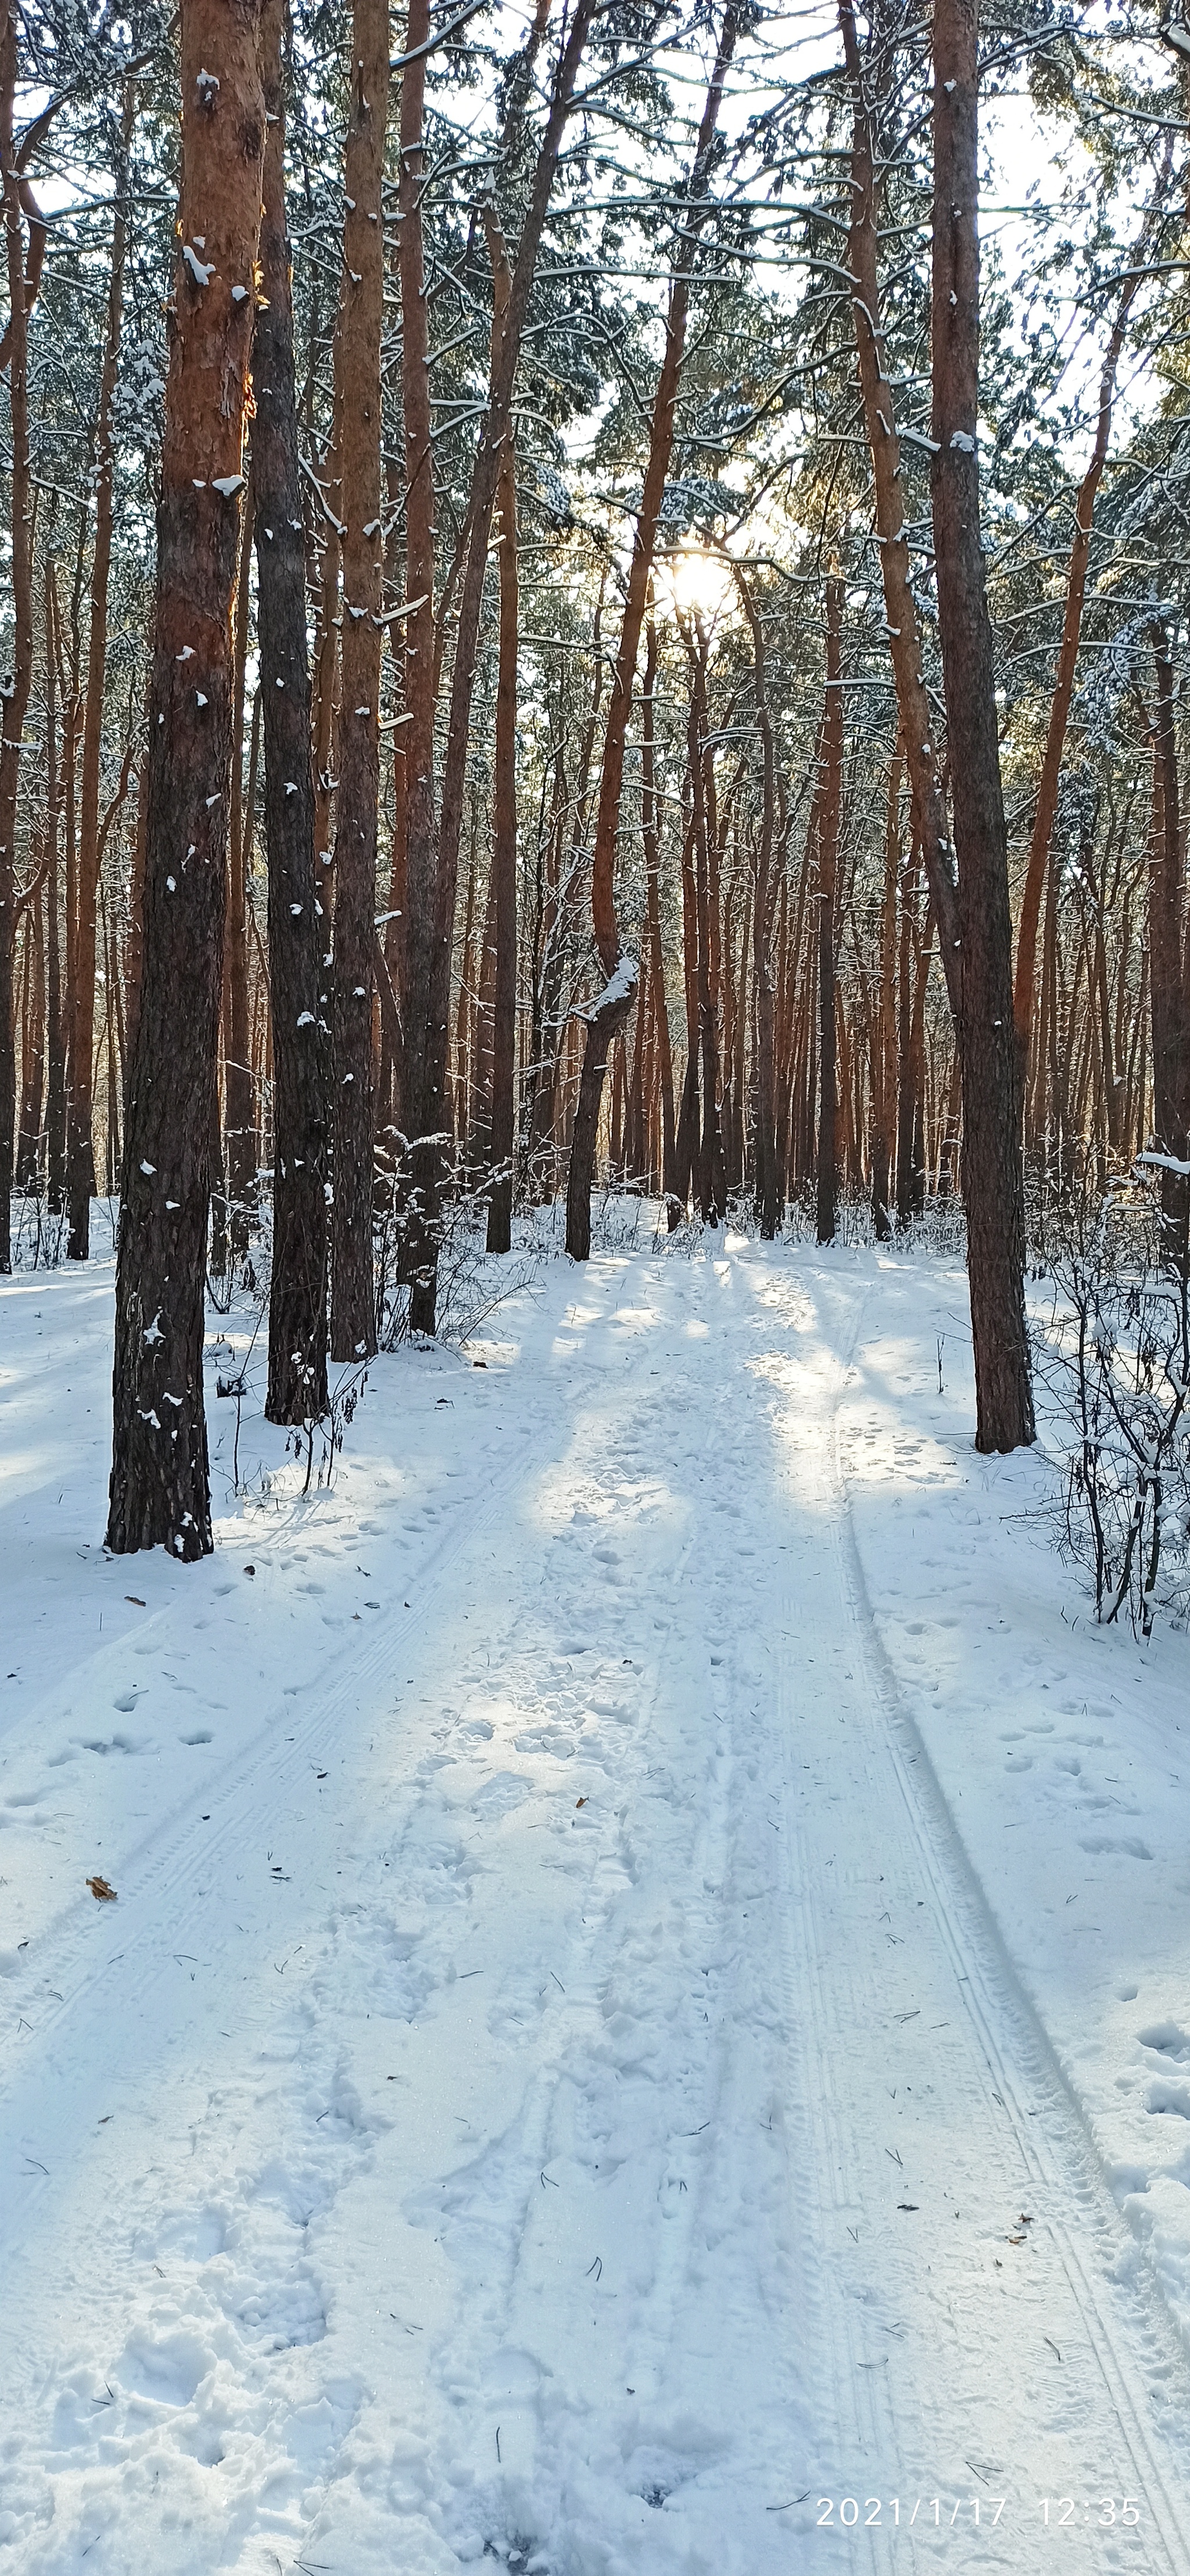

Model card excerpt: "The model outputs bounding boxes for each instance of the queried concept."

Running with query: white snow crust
[2,1234,1190,2571]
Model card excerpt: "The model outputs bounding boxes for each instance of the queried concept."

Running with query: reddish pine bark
[816,578,843,1245]
[485,432,519,1249]
[329,0,388,1362]
[1148,628,1188,1235]
[67,80,134,1260]
[255,0,329,1423]
[0,4,34,1272]
[107,0,267,1558]
[931,0,1033,1450]
[224,470,257,1257]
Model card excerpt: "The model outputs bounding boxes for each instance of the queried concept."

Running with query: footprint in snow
[471,1773,531,1821]
[1145,2078,1190,2120]
[1138,2021,1190,2060]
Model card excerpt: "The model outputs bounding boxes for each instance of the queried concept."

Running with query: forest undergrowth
[10,1151,1190,1633]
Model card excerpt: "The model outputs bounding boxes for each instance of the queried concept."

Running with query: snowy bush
[1032,1173,1190,1631]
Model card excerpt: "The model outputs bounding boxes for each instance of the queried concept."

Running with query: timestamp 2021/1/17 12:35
[813,2496,1144,2532]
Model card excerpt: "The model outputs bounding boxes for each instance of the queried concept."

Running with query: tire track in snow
[394,1248,815,2571]
[831,1282,1190,2568]
[395,1255,756,2560]
[761,1254,1190,2571]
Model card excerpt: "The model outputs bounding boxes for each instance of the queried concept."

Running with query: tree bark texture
[1149,631,1185,1158]
[0,3,34,1272]
[486,397,519,1253]
[395,0,438,1323]
[107,0,267,1558]
[931,0,1033,1452]
[44,560,66,1210]
[224,467,257,1256]
[255,0,329,1424]
[730,565,779,1237]
[871,743,901,1239]
[816,578,843,1245]
[329,0,388,1362]
[67,78,134,1260]
[641,617,678,1210]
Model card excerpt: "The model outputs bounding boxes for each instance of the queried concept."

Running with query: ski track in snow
[2,1235,1190,2571]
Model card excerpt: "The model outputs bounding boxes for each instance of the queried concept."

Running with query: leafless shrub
[1032,1171,1190,1631]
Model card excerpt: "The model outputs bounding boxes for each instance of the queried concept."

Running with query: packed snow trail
[2,1238,1190,2573]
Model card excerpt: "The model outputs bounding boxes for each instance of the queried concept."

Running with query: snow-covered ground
[3,1225,1190,2573]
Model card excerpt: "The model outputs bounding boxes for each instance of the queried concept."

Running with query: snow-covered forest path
[3,1239,1190,2574]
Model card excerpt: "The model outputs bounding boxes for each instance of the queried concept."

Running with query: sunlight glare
[657,546,736,627]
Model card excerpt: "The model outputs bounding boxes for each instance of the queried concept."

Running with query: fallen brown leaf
[86,1875,117,1902]
[576,1796,587,1809]
[124,1595,146,1607]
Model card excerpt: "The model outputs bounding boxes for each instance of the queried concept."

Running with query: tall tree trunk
[472,862,498,1167]
[67,77,134,1260]
[731,565,779,1237]
[124,748,148,1107]
[1087,854,1120,1159]
[896,841,919,1228]
[487,254,519,1253]
[729,877,749,1193]
[102,879,120,1190]
[45,560,66,1211]
[641,615,678,1210]
[626,966,647,1184]
[454,847,478,1157]
[395,0,438,1321]
[224,467,257,1257]
[931,0,1033,1452]
[689,635,721,1223]
[310,345,342,921]
[672,792,701,1221]
[107,1,267,1559]
[608,1024,626,1177]
[524,747,564,1176]
[704,736,730,1218]
[0,6,35,1271]
[1149,632,1184,1161]
[909,897,935,1217]
[816,578,843,1245]
[938,1045,962,1196]
[566,1,740,1258]
[16,884,44,1185]
[329,0,388,1361]
[256,0,328,1424]
[871,744,901,1238]
[1148,627,1188,1239]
